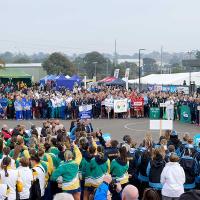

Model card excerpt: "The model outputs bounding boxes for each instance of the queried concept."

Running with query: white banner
[114,99,128,113]
[104,98,114,107]
[177,86,189,95]
[125,68,130,79]
[150,120,173,130]
[114,69,120,78]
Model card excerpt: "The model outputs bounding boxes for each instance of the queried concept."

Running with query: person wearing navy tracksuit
[180,148,198,190]
[146,149,166,191]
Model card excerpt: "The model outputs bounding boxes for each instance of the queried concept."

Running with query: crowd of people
[0,119,199,200]
[0,83,200,125]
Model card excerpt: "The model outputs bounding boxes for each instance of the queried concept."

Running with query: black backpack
[29,166,44,200]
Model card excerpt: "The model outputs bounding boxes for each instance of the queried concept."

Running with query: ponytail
[1,157,11,177]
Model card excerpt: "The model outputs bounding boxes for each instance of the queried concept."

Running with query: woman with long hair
[110,146,129,200]
[146,147,166,191]
[79,145,96,200]
[89,146,110,190]
[0,157,23,200]
[51,142,82,200]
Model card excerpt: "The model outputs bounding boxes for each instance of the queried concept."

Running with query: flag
[150,107,160,119]
[114,69,120,78]
[180,105,191,123]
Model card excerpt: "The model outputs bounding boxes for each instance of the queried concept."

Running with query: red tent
[98,76,117,83]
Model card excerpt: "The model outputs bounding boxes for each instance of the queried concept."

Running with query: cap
[171,130,178,136]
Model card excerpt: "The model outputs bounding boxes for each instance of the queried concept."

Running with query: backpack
[29,166,44,200]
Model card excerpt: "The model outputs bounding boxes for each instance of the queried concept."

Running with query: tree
[42,52,75,75]
[83,51,108,79]
[13,56,30,63]
[196,51,200,59]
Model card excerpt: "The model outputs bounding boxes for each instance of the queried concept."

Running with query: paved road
[0,119,199,143]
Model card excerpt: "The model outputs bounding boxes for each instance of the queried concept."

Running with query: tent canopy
[0,68,32,78]
[128,72,200,86]
[106,78,126,86]
[98,76,117,83]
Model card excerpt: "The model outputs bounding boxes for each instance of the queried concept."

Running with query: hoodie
[161,162,185,198]
[147,155,166,189]
[89,155,110,187]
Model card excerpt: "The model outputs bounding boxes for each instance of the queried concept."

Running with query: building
[5,63,47,82]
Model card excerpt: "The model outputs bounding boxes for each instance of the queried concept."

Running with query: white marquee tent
[128,72,200,85]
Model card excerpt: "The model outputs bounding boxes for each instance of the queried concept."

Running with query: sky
[0,0,200,55]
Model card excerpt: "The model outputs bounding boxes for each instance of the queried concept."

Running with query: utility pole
[114,39,117,68]
[106,60,109,76]
[138,49,146,92]
[160,46,163,74]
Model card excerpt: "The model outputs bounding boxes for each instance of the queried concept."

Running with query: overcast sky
[0,0,200,55]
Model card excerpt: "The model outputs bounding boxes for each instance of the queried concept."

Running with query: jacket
[146,155,165,189]
[94,182,109,200]
[180,156,197,189]
[161,162,185,198]
[51,145,82,191]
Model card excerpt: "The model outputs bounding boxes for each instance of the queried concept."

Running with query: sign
[79,104,92,119]
[125,68,130,79]
[150,107,160,119]
[194,134,200,146]
[177,86,189,95]
[180,105,191,123]
[150,120,173,130]
[114,69,120,78]
[114,99,128,113]
[160,103,166,107]
[104,98,114,107]
[133,102,142,106]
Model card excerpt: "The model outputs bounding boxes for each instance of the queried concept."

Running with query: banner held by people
[79,104,92,119]
[114,99,128,113]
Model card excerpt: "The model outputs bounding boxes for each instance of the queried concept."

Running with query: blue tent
[40,74,57,85]
[55,75,69,89]
[47,75,57,81]
[40,75,49,85]
[61,74,82,90]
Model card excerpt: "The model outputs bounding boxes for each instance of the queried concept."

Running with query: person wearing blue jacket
[21,96,26,119]
[25,96,32,120]
[94,175,112,200]
[14,96,22,120]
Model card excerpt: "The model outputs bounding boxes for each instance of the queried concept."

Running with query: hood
[84,152,93,162]
[116,157,127,166]
[170,137,180,145]
[95,155,108,165]
[152,155,165,168]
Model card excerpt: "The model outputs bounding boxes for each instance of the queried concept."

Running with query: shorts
[84,186,95,192]
[64,187,81,194]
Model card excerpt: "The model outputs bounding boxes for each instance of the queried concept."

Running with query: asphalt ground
[0,118,199,144]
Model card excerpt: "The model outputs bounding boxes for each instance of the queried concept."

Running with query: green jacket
[110,158,129,184]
